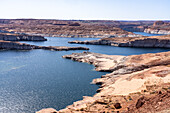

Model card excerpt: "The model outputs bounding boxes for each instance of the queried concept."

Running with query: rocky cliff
[144,28,170,35]
[144,21,170,35]
[0,40,89,51]
[0,33,47,41]
[37,51,170,113]
[69,35,170,48]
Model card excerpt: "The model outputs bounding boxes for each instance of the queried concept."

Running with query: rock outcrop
[37,51,170,113]
[0,40,35,50]
[144,28,170,35]
[69,35,170,48]
[63,52,170,75]
[37,46,89,51]
[144,21,170,35]
[0,33,47,41]
[0,40,89,51]
[36,108,57,113]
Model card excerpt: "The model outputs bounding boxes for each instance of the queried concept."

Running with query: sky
[0,0,170,20]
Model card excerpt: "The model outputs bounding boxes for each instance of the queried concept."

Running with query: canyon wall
[144,21,170,35]
[144,28,170,35]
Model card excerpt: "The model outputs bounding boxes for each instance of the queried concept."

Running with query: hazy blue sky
[0,0,170,20]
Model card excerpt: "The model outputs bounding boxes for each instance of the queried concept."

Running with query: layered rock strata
[0,40,35,50]
[0,40,89,51]
[69,35,170,48]
[0,33,47,41]
[144,28,170,35]
[144,21,170,35]
[37,51,170,113]
[37,46,89,51]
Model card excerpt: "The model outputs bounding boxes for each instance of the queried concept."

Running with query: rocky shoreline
[69,35,170,48]
[144,21,170,35]
[0,32,90,51]
[0,40,35,50]
[0,40,89,51]
[37,51,170,113]
[144,28,170,35]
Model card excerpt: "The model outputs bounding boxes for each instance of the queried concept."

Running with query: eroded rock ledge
[69,35,170,48]
[144,21,170,35]
[0,33,47,41]
[38,51,170,113]
[0,40,89,51]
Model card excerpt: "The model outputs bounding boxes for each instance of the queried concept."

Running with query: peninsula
[69,35,170,48]
[0,32,89,51]
[0,40,89,51]
[37,51,170,113]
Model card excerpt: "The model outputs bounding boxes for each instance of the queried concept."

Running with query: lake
[133,32,164,36]
[0,34,169,113]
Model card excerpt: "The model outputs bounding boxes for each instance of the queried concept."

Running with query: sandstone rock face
[45,51,170,113]
[144,28,170,35]
[0,33,47,41]
[63,52,170,75]
[38,46,89,51]
[144,21,170,35]
[69,35,170,48]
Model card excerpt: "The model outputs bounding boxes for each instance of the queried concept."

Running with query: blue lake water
[0,35,169,113]
[133,32,164,36]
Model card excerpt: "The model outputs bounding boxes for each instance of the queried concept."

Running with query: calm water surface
[0,35,169,113]
[134,32,164,36]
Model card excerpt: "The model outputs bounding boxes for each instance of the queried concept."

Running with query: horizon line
[0,18,170,21]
